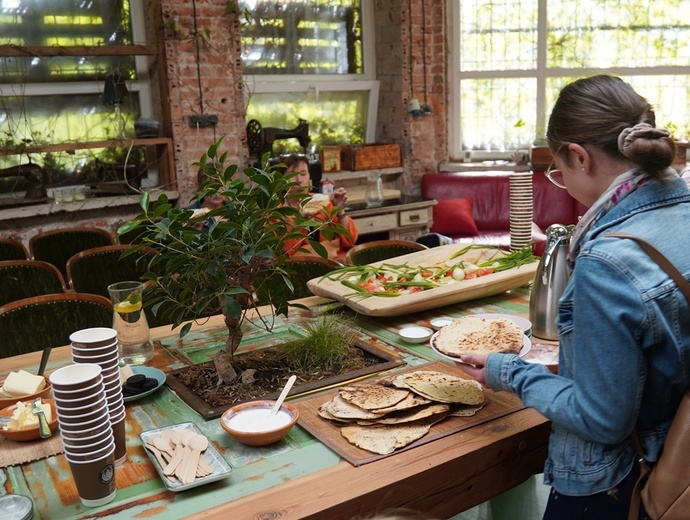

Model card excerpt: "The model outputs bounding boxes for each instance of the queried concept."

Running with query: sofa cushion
[430,198,479,236]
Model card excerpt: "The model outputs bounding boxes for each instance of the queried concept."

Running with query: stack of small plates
[509,172,534,251]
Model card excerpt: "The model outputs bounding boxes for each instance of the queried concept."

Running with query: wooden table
[0,288,551,520]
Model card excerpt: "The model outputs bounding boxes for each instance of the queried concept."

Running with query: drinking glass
[365,173,384,208]
[107,281,154,365]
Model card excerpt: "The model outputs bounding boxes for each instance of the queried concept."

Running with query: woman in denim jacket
[461,75,690,519]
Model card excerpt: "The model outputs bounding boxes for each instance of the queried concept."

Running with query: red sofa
[421,171,588,255]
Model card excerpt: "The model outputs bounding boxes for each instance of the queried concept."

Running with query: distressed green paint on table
[1,286,545,520]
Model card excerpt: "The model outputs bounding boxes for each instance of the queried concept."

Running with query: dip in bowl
[220,400,299,446]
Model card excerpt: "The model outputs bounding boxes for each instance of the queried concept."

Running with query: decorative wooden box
[341,144,402,171]
[529,145,552,169]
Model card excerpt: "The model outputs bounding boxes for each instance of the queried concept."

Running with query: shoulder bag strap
[607,232,690,520]
[607,232,690,302]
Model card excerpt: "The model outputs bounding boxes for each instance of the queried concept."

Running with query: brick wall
[161,0,448,203]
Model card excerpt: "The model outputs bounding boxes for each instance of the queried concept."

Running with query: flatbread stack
[300,193,330,216]
[318,370,486,455]
[433,316,523,358]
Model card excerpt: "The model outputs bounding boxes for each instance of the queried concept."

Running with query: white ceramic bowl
[429,316,454,330]
[398,326,434,344]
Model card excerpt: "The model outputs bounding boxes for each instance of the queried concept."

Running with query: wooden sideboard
[347,198,436,242]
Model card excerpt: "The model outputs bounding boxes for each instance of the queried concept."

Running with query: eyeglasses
[544,163,567,189]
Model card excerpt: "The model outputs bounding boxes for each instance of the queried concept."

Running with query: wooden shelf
[0,137,172,156]
[321,166,403,183]
[0,137,176,190]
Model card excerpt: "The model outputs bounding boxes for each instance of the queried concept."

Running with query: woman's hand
[330,187,348,209]
[455,353,489,387]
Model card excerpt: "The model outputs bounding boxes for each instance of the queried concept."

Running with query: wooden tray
[307,244,538,317]
[293,361,525,466]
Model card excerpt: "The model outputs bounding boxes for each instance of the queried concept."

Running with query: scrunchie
[617,122,670,157]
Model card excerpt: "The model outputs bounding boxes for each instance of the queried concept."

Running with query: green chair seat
[0,238,29,261]
[0,260,67,307]
[345,240,428,266]
[66,244,157,298]
[29,227,114,277]
[0,293,113,358]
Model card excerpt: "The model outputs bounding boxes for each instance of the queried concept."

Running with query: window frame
[242,1,379,143]
[447,0,690,162]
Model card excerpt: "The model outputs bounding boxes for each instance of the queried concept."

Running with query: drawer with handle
[399,209,430,227]
[356,213,398,233]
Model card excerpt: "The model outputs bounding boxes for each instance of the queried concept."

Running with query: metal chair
[29,227,114,277]
[0,237,29,261]
[0,260,67,307]
[66,244,156,298]
[345,239,428,266]
[0,293,113,359]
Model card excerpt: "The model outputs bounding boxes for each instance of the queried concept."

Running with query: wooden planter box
[341,144,402,171]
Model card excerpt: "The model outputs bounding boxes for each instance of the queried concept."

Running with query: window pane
[461,78,537,151]
[0,93,142,193]
[460,0,538,71]
[240,0,363,75]
[453,0,690,155]
[0,0,134,83]
[246,90,368,153]
[547,1,690,68]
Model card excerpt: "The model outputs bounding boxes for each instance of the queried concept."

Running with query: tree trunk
[212,311,243,384]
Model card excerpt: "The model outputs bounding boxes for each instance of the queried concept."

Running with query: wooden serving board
[293,361,526,466]
[307,244,538,317]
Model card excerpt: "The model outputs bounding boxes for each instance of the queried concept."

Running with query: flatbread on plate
[434,316,523,358]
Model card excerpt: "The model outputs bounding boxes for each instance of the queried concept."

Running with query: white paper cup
[51,378,104,400]
[53,394,107,414]
[50,364,102,391]
[56,401,108,425]
[69,328,118,348]
[65,444,116,508]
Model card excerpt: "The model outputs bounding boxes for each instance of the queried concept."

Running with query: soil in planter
[173,343,387,409]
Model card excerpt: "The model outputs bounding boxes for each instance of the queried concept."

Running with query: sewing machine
[246,119,311,159]
[246,119,321,188]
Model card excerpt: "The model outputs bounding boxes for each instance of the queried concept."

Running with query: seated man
[281,154,358,262]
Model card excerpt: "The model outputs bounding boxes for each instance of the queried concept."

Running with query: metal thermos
[529,224,572,340]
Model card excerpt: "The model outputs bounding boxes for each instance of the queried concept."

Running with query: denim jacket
[485,174,690,496]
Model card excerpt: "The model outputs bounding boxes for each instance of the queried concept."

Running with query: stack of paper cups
[49,363,116,507]
[69,327,127,465]
[509,172,534,251]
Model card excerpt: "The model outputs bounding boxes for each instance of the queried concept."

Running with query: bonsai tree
[118,137,348,384]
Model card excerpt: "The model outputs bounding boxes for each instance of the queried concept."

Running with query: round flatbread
[339,383,410,411]
[322,395,387,420]
[340,414,443,455]
[401,371,484,405]
[434,316,523,358]
[356,403,449,426]
[301,193,330,216]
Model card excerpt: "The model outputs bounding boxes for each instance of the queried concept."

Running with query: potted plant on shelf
[118,137,348,384]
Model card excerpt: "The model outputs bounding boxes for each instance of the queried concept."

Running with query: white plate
[471,313,532,335]
[139,422,232,492]
[429,331,531,365]
[123,366,166,403]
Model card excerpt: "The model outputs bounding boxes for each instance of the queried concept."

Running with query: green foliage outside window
[457,0,690,152]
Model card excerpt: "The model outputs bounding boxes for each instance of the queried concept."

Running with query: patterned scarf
[566,168,650,270]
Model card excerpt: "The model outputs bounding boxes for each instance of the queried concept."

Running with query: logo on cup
[99,464,115,484]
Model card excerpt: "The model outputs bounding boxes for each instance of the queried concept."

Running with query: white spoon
[271,375,296,415]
